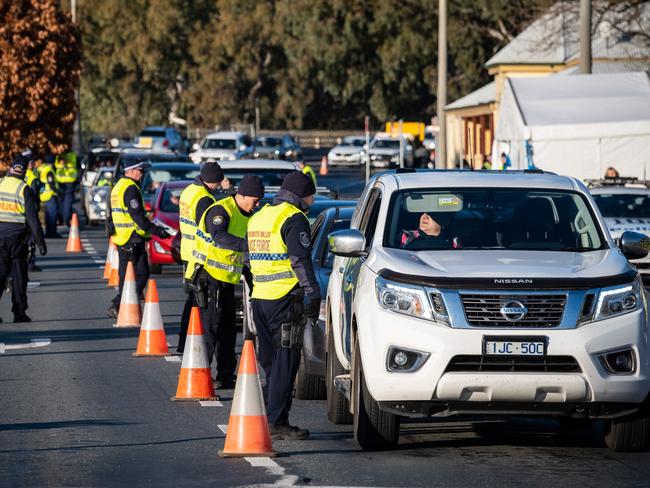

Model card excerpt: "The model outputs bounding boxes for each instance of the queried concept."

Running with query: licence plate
[137,137,153,148]
[484,337,546,356]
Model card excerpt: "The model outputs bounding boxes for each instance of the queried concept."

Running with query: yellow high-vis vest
[247,202,302,300]
[302,165,317,186]
[110,178,150,246]
[0,176,27,224]
[25,169,37,186]
[38,164,56,202]
[55,154,77,184]
[179,182,216,263]
[194,196,249,284]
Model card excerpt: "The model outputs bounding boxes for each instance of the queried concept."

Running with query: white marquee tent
[494,72,650,179]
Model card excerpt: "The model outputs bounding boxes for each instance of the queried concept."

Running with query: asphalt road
[1,206,650,487]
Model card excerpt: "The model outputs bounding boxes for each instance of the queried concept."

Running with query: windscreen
[142,169,200,196]
[592,193,650,218]
[373,139,400,149]
[202,138,236,150]
[255,137,282,147]
[140,130,166,138]
[342,138,365,147]
[384,188,604,252]
[160,187,183,213]
[223,169,292,187]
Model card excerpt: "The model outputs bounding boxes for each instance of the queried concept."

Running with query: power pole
[436,0,447,168]
[71,0,82,154]
[579,0,592,74]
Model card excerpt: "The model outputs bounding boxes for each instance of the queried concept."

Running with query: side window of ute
[358,189,382,251]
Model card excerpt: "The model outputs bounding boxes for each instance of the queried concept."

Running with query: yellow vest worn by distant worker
[247,202,302,300]
[0,176,27,224]
[110,178,150,246]
[55,153,78,184]
[302,165,317,186]
[193,196,249,284]
[38,164,56,202]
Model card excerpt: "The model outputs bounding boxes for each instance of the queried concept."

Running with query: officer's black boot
[269,424,310,440]
[13,313,31,323]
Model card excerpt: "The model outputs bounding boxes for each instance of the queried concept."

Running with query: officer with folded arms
[0,156,47,323]
[177,163,229,353]
[106,159,170,318]
[39,154,59,238]
[192,174,264,389]
[247,171,320,440]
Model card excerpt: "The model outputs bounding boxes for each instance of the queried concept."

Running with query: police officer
[39,154,59,238]
[106,160,170,318]
[177,163,229,353]
[22,150,42,272]
[0,157,47,323]
[247,171,320,440]
[296,159,317,186]
[55,151,78,226]
[194,174,264,389]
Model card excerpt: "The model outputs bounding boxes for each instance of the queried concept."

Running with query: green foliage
[81,0,547,133]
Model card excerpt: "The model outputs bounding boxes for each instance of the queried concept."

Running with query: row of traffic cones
[99,236,275,457]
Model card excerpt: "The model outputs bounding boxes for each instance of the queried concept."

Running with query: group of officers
[0,149,79,323]
[107,159,321,440]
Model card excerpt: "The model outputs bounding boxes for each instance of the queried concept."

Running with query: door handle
[344,275,353,284]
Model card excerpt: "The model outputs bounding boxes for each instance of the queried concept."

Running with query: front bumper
[357,298,650,411]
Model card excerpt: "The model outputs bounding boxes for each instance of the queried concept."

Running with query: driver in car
[400,212,462,249]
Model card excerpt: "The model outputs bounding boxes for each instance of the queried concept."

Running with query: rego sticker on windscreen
[438,196,461,207]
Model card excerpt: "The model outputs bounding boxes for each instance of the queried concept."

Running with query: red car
[147,180,190,274]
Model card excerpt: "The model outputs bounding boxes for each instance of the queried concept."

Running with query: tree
[0,0,82,168]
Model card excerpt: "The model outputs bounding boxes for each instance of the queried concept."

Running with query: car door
[340,188,381,362]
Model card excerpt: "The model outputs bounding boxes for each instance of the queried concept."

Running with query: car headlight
[152,218,178,237]
[592,279,643,322]
[370,154,378,160]
[375,276,432,320]
[92,193,103,203]
[390,154,400,162]
[190,154,201,163]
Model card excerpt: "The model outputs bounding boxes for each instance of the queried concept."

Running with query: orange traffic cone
[133,280,169,357]
[66,213,83,253]
[319,155,329,176]
[219,339,276,458]
[107,242,119,287]
[103,237,116,280]
[172,307,217,401]
[113,261,141,328]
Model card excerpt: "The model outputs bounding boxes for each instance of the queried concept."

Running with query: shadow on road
[0,419,134,431]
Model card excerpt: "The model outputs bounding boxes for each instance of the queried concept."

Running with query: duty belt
[253,271,295,282]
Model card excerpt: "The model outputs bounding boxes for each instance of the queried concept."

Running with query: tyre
[149,263,162,274]
[352,338,399,450]
[295,354,326,400]
[326,329,352,424]
[604,414,650,452]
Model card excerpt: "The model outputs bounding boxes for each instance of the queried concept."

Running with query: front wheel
[604,414,650,451]
[294,354,326,400]
[352,337,399,450]
[326,328,352,424]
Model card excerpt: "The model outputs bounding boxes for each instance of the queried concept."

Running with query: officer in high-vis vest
[55,151,78,226]
[0,157,46,323]
[296,159,317,187]
[176,163,229,353]
[39,154,59,238]
[106,160,170,318]
[247,171,320,440]
[193,174,264,389]
[22,150,43,272]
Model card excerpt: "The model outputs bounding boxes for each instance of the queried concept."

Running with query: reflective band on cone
[114,261,141,328]
[172,307,217,401]
[219,339,276,458]
[103,238,116,280]
[134,279,169,357]
[107,241,119,287]
[66,213,83,253]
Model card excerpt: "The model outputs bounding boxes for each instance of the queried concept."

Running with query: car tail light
[162,139,169,147]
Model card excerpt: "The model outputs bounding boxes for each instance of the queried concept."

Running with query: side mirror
[191,143,200,152]
[328,229,367,258]
[619,231,650,260]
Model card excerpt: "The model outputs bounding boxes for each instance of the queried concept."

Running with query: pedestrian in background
[55,151,78,226]
[106,160,170,318]
[194,174,264,389]
[295,159,317,187]
[0,156,47,323]
[39,154,59,238]
[247,171,320,440]
[605,167,619,178]
[177,163,229,353]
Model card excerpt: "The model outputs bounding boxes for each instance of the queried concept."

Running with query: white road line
[218,424,228,433]
[27,282,40,289]
[199,400,223,407]
[244,457,298,486]
[94,260,105,264]
[0,338,51,354]
[164,356,181,362]
[87,251,98,255]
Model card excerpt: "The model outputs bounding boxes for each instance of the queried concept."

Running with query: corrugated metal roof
[486,2,650,67]
[445,81,496,110]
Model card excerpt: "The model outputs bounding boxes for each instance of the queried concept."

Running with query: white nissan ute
[325,169,650,451]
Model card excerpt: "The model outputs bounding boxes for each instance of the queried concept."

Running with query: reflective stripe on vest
[247,202,302,300]
[0,176,27,224]
[38,164,55,202]
[178,182,216,263]
[110,178,150,246]
[195,196,249,284]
